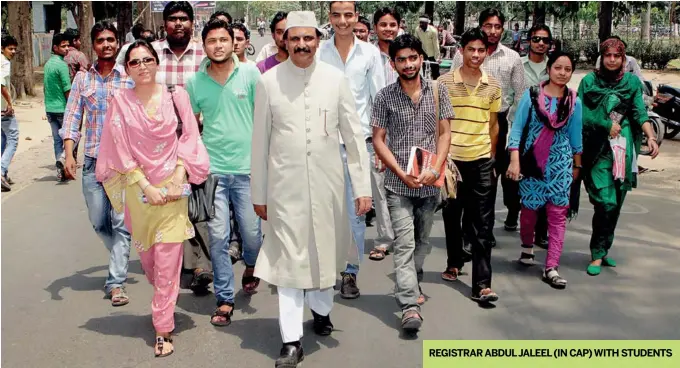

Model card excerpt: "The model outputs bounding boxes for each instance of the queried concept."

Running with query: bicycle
[246,44,255,56]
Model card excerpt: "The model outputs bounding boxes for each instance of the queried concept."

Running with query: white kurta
[251,59,371,290]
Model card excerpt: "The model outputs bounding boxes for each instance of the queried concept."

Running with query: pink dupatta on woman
[95,86,210,213]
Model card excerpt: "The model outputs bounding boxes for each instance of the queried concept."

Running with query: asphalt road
[2,33,680,368]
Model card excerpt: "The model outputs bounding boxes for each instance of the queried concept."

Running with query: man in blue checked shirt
[61,21,134,307]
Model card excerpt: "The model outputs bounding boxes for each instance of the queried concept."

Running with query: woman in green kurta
[577,37,659,276]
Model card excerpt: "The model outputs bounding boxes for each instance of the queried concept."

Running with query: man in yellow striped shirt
[437,28,501,304]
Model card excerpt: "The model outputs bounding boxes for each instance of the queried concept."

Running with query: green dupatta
[577,72,648,193]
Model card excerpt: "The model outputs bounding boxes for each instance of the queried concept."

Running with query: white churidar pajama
[277,287,334,343]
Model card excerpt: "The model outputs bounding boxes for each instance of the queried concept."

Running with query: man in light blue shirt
[318,0,385,299]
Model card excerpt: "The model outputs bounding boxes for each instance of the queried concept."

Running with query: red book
[406,146,445,188]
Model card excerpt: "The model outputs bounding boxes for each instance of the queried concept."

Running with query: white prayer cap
[284,11,323,34]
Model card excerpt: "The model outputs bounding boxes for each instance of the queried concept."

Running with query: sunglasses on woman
[531,36,552,45]
[127,57,156,68]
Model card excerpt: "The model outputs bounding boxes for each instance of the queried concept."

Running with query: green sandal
[602,257,617,267]
[586,264,601,276]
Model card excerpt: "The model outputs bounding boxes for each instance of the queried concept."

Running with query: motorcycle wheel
[664,125,680,139]
[640,116,664,155]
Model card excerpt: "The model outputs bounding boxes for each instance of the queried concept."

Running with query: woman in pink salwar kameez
[95,40,209,358]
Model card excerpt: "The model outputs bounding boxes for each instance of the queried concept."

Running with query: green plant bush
[562,38,680,70]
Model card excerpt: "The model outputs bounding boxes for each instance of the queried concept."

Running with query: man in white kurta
[250,11,372,368]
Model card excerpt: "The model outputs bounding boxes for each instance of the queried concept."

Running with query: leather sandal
[242,266,260,294]
[210,303,234,327]
[109,287,129,307]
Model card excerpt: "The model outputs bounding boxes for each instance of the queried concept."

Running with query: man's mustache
[294,47,311,53]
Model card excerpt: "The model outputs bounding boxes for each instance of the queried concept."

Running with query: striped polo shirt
[440,67,502,161]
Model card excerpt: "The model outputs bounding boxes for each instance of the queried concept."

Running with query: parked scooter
[640,81,666,155]
[648,82,680,139]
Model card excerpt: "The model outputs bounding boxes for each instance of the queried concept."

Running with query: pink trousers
[138,242,183,333]
[520,204,568,269]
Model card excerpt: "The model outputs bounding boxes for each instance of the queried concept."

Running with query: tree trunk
[425,1,435,22]
[642,2,651,41]
[524,10,530,29]
[598,2,614,44]
[73,2,94,61]
[455,1,466,35]
[135,1,152,30]
[533,2,546,25]
[7,1,34,98]
[117,2,133,44]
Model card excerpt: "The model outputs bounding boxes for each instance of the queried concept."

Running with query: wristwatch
[428,167,440,179]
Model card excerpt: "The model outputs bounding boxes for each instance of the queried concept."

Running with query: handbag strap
[167,85,183,138]
[432,80,440,154]
[519,88,536,156]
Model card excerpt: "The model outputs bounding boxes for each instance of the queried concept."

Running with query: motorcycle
[645,81,680,139]
[640,81,665,155]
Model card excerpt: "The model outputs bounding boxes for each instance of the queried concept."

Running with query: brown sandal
[401,310,423,331]
[242,266,260,294]
[441,268,459,282]
[109,287,129,307]
[210,304,234,327]
[369,247,388,261]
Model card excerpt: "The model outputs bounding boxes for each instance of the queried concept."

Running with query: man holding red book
[371,34,453,333]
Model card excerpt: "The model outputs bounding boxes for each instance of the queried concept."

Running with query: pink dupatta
[95,86,210,213]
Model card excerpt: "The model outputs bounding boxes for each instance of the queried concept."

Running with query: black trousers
[443,158,495,295]
[426,56,440,80]
[493,111,521,222]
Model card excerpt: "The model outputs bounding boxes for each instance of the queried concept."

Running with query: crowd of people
[0,1,662,367]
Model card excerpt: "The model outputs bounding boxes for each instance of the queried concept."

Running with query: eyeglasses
[531,36,552,44]
[127,57,156,68]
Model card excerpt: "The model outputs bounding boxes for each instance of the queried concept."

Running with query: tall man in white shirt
[451,8,526,240]
[318,0,385,300]
[366,7,401,262]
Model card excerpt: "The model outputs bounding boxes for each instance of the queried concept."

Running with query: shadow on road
[44,262,143,300]
[334,293,422,340]
[79,311,196,347]
[212,317,340,360]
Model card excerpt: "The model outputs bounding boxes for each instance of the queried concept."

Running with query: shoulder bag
[432,80,461,205]
[167,85,218,224]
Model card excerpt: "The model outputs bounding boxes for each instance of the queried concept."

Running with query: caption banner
[423,340,678,367]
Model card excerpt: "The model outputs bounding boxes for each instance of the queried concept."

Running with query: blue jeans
[208,174,263,306]
[82,156,132,293]
[386,192,439,312]
[46,112,65,162]
[341,145,366,275]
[1,114,19,176]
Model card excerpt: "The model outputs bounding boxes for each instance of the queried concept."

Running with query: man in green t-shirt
[43,33,71,181]
[185,20,263,326]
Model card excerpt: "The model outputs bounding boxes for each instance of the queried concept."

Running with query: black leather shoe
[311,310,333,336]
[275,343,304,368]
